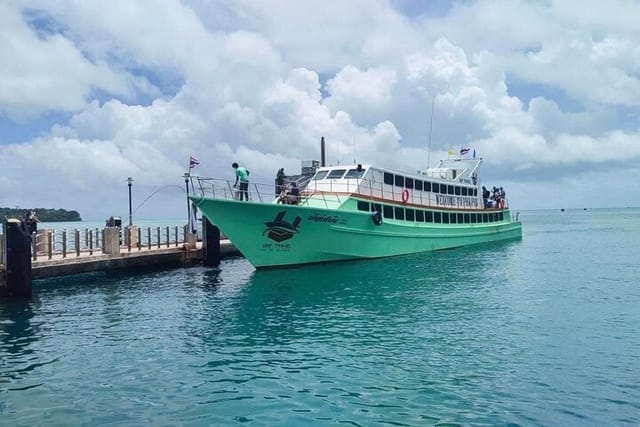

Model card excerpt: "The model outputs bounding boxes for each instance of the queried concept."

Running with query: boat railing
[192,176,510,211]
[194,177,276,203]
[28,225,191,260]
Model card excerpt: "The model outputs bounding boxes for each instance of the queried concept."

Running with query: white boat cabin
[305,158,484,210]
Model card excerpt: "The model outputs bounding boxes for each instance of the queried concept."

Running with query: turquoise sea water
[1,208,639,426]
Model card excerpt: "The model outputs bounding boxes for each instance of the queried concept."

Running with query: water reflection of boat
[191,157,522,269]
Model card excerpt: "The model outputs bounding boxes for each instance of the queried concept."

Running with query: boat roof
[314,157,482,183]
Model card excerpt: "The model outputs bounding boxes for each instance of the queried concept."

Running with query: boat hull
[191,196,522,269]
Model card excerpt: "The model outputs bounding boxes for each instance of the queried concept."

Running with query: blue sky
[1,0,639,219]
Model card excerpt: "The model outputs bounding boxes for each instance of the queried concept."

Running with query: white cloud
[1,0,640,219]
[0,2,157,119]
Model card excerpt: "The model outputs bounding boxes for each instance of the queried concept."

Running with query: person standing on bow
[232,162,250,201]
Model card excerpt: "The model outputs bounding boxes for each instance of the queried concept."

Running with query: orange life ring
[401,188,409,203]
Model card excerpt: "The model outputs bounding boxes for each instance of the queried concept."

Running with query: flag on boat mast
[189,155,199,169]
[460,147,470,156]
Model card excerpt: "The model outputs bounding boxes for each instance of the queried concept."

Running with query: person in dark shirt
[278,182,299,204]
[482,186,490,208]
[275,168,286,196]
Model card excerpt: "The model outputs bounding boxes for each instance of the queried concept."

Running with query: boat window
[313,170,329,180]
[357,201,369,211]
[450,213,457,224]
[442,212,449,224]
[394,207,405,220]
[405,209,415,221]
[405,177,414,189]
[425,211,433,223]
[424,181,431,192]
[454,186,461,196]
[447,185,454,195]
[414,180,423,191]
[457,213,464,224]
[461,187,467,196]
[371,203,382,213]
[470,213,477,223]
[434,211,441,223]
[394,175,404,187]
[473,189,478,197]
[384,172,394,185]
[345,168,366,179]
[464,213,470,224]
[432,183,439,193]
[499,212,504,221]
[415,210,424,222]
[383,205,394,219]
[327,169,347,179]
[482,213,488,223]
[477,214,483,223]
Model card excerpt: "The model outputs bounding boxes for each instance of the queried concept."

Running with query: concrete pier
[30,239,239,280]
[1,221,241,285]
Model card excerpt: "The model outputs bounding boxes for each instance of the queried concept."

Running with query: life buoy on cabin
[401,188,410,203]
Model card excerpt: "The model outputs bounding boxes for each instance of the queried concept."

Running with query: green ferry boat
[190,157,522,269]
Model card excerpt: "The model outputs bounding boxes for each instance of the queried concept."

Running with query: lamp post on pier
[127,177,134,226]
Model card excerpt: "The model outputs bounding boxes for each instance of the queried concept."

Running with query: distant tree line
[0,207,82,222]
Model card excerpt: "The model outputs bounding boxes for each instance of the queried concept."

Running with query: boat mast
[426,94,435,170]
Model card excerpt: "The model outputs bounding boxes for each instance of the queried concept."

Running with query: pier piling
[1,219,33,299]
[203,217,221,266]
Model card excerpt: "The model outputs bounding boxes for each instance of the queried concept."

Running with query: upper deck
[192,158,510,211]
[303,161,485,210]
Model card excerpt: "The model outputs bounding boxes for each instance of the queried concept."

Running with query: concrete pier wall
[104,227,120,255]
[1,222,242,282]
[30,240,239,279]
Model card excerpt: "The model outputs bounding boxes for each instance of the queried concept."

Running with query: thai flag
[189,156,199,169]
[460,148,470,156]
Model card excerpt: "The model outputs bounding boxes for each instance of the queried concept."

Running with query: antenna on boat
[353,137,357,164]
[426,94,436,170]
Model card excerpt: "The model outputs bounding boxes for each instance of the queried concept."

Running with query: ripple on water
[1,212,640,425]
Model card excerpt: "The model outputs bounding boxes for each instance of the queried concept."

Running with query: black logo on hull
[263,211,301,242]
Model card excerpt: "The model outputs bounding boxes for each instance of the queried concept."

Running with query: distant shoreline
[0,207,82,222]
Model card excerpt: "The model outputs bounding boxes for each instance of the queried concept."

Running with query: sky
[1,0,639,221]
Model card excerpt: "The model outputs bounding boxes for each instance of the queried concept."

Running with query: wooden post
[47,230,52,260]
[1,219,32,299]
[62,230,67,258]
[202,217,220,266]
